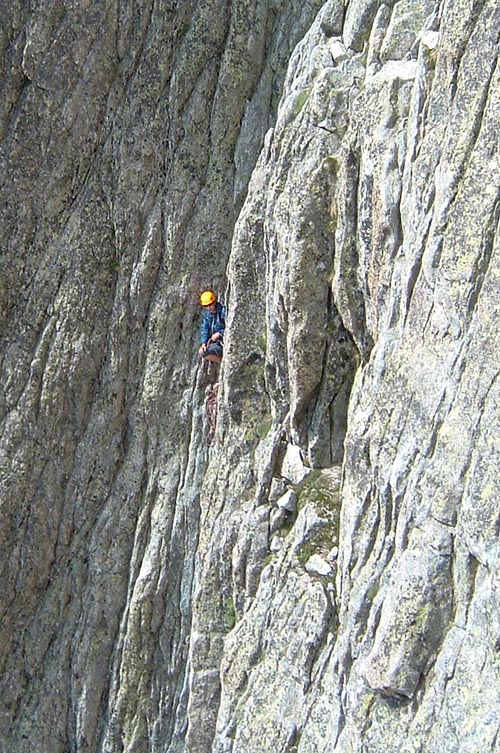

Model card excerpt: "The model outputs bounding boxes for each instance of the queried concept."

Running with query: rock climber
[198,290,226,364]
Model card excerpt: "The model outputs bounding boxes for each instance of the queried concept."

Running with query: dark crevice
[466,195,500,319]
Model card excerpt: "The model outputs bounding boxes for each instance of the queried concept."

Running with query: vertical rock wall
[190,0,500,752]
[1,1,500,753]
[0,2,322,752]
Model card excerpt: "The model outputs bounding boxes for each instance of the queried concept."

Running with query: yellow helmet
[200,290,216,306]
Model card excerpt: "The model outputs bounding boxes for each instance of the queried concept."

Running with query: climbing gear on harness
[204,341,223,360]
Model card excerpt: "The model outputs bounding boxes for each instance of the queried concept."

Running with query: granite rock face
[1,1,500,753]
[0,2,322,751]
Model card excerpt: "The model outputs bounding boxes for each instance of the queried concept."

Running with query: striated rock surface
[190,0,500,751]
[0,2,322,751]
[1,1,500,753]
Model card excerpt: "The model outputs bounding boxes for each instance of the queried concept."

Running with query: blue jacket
[201,302,226,344]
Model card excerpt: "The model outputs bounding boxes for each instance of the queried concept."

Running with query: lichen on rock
[2,0,500,752]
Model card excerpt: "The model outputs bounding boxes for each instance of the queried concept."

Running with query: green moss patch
[224,596,236,631]
[294,468,342,567]
[295,88,311,115]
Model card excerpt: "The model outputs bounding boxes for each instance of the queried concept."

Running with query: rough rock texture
[191,0,500,751]
[1,1,500,753]
[0,2,322,751]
